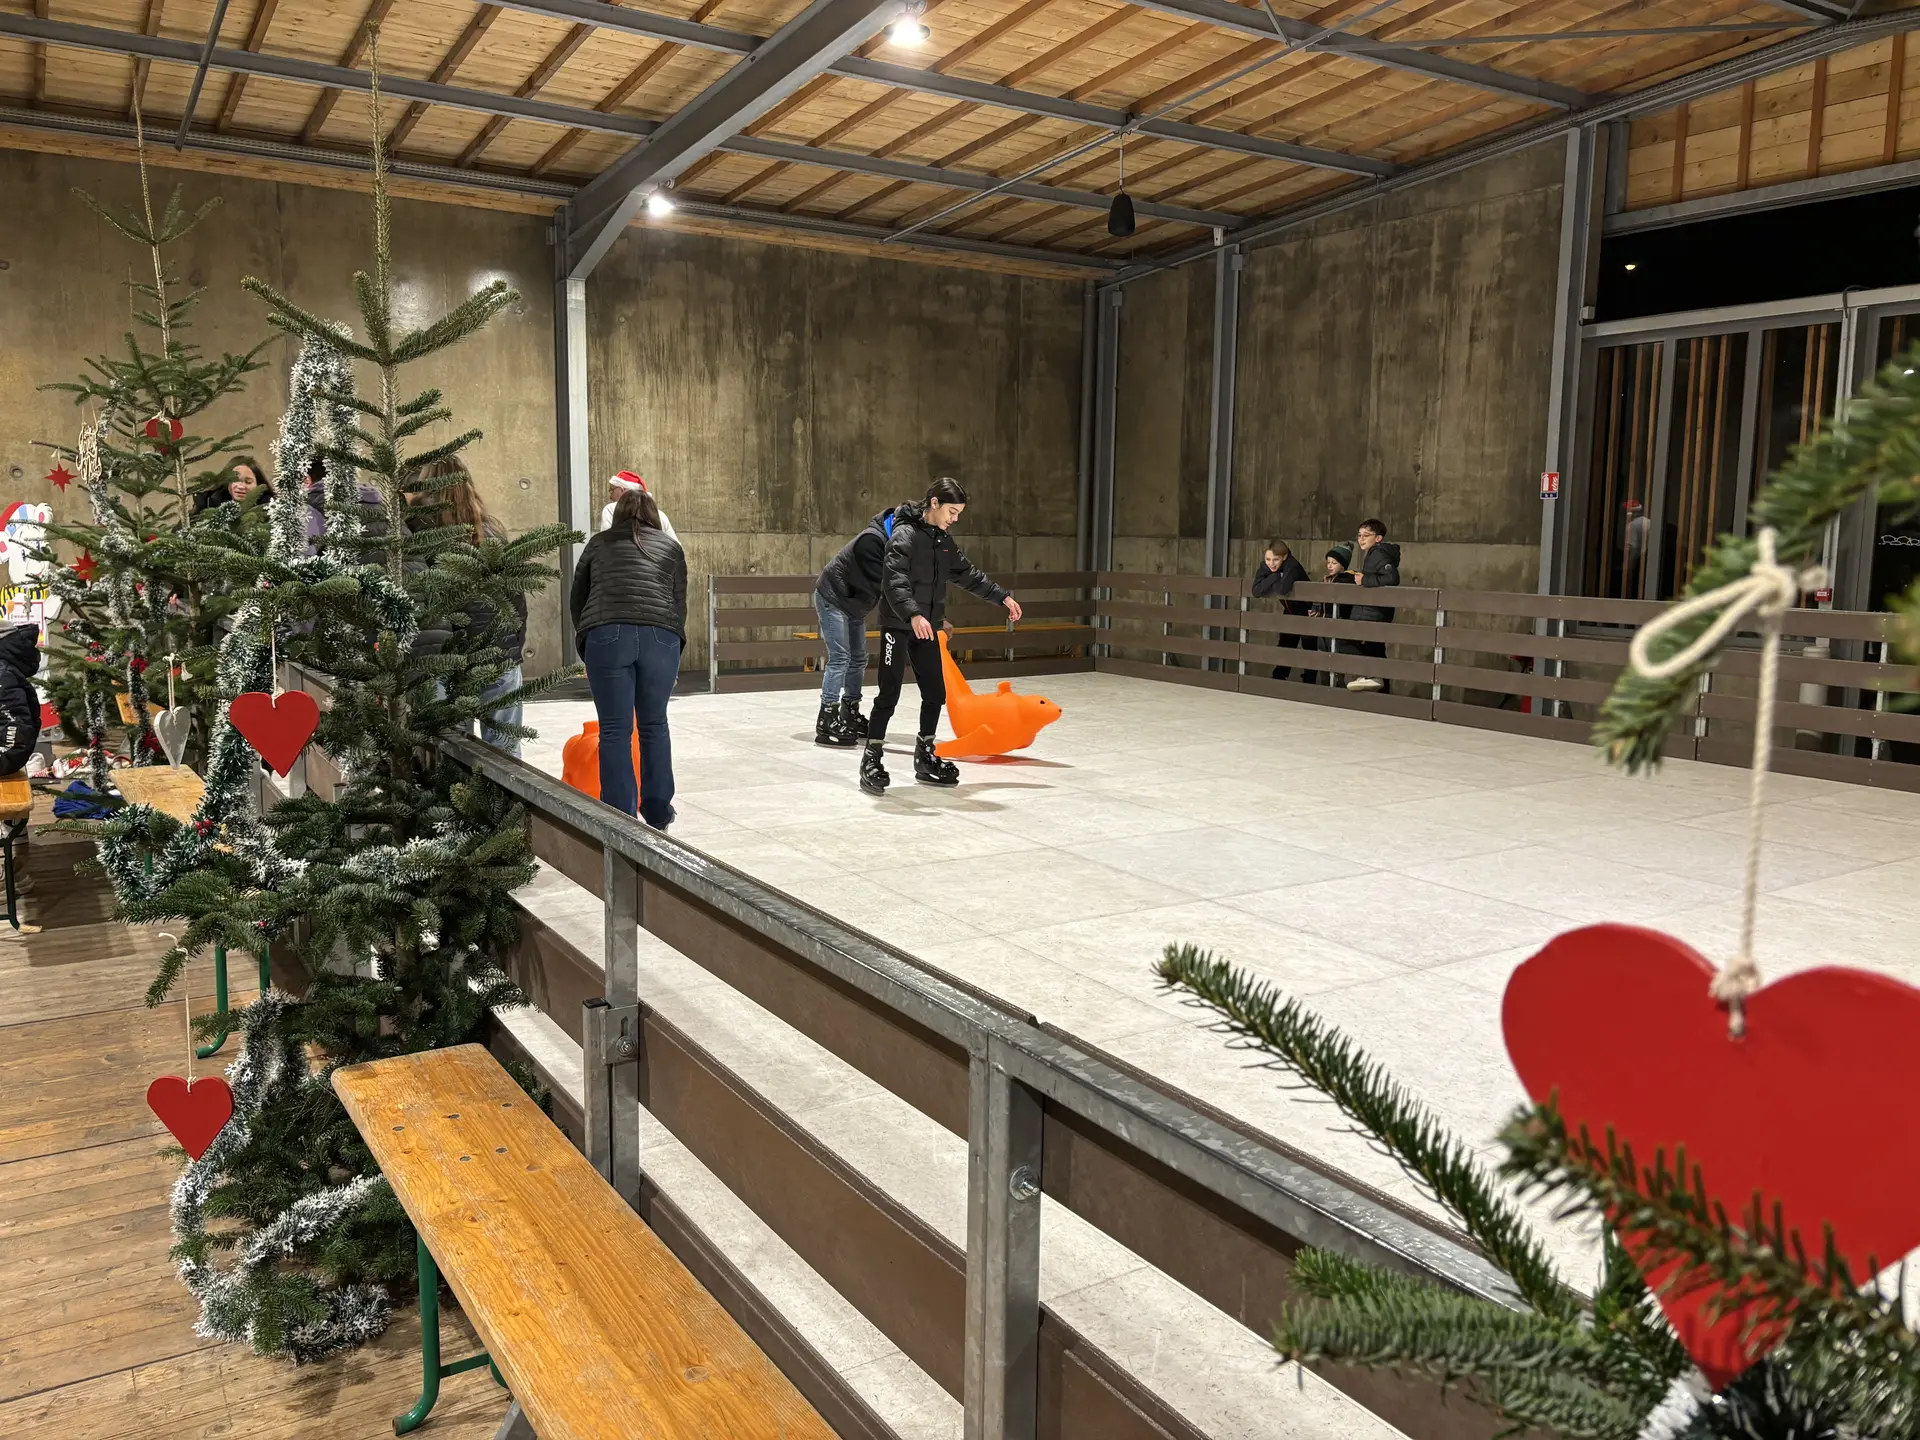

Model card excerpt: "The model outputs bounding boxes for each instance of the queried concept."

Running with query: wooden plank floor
[0,808,511,1438]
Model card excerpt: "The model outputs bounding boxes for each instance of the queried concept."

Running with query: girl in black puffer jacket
[0,624,41,775]
[570,486,687,829]
[859,477,1022,796]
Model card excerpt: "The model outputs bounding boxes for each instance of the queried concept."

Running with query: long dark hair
[613,485,661,545]
[927,476,968,506]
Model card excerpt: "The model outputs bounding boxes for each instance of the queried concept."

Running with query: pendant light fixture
[1107,135,1136,239]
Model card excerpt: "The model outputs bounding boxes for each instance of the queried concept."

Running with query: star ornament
[45,464,75,492]
[72,549,98,584]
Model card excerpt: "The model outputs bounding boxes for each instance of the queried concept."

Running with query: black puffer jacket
[570,522,688,640]
[877,503,1006,631]
[411,521,530,663]
[816,508,896,617]
[1350,540,1401,625]
[1251,552,1309,614]
[0,624,41,775]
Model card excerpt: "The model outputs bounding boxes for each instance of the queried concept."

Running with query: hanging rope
[1627,527,1826,1037]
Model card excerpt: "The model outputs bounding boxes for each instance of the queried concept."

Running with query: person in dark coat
[570,486,687,829]
[1301,542,1355,686]
[0,623,41,775]
[193,456,272,516]
[1250,540,1309,681]
[812,507,897,747]
[859,478,1022,795]
[1346,518,1400,693]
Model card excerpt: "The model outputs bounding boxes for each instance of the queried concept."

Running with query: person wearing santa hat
[599,472,679,543]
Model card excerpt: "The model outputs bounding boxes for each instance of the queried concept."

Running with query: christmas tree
[1155,945,1919,1440]
[92,44,577,1358]
[39,106,271,779]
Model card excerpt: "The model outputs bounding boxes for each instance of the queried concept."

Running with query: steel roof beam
[1118,0,1593,108]
[566,0,901,277]
[479,0,1399,178]
[0,101,1120,272]
[729,135,1243,226]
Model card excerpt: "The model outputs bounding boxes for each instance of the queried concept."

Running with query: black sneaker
[859,741,890,795]
[840,698,869,741]
[815,702,857,748]
[913,736,959,787]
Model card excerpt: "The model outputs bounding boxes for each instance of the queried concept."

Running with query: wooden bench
[113,764,270,1055]
[0,773,30,931]
[334,1044,839,1440]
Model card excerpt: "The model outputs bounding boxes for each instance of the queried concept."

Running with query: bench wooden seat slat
[334,1044,834,1440]
[0,775,30,823]
[112,764,205,822]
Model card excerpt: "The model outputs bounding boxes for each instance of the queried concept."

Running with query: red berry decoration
[144,415,185,444]
[45,464,74,491]
[71,550,98,584]
[193,819,215,836]
[130,656,149,673]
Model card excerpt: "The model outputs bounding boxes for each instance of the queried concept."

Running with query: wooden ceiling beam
[778,2,1145,215]
[716,0,1061,208]
[298,0,397,143]
[32,0,48,106]
[387,4,504,152]
[215,0,282,131]
[127,0,165,120]
[458,19,594,166]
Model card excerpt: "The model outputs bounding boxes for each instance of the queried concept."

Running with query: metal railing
[415,728,1520,1440]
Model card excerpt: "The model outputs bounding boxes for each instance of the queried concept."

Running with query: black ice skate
[859,740,890,794]
[913,735,959,787]
[840,697,869,741]
[815,702,857,747]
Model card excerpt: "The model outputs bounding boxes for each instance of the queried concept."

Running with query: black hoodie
[877,501,1007,632]
[1350,539,1402,625]
[0,625,42,774]
[1251,552,1310,613]
[816,508,896,618]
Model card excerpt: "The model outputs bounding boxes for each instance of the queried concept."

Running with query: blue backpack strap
[883,513,894,538]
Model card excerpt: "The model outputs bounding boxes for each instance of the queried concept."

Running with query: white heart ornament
[152,707,192,768]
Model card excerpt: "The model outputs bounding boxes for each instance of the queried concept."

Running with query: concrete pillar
[553,205,592,663]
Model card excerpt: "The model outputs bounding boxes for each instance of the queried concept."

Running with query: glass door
[1579,341,1663,600]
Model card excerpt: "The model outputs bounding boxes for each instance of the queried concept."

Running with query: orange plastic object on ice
[560,721,644,803]
[935,632,1062,759]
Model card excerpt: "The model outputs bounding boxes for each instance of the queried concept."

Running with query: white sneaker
[1347,677,1383,692]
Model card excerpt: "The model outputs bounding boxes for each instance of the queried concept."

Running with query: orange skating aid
[935,632,1062,759]
[560,720,644,803]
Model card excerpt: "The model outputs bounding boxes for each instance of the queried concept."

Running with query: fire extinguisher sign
[1540,470,1560,500]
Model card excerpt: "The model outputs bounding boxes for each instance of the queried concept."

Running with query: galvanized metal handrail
[438,732,1520,1438]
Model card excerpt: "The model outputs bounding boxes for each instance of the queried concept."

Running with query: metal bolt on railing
[1008,1166,1040,1202]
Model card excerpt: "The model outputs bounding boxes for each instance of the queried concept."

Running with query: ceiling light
[646,191,675,218]
[889,4,928,44]
[1108,136,1136,239]
[1624,262,1638,271]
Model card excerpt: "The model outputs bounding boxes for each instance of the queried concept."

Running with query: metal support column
[1203,243,1242,581]
[584,846,642,1209]
[1540,125,1600,600]
[1090,287,1122,575]
[554,207,592,665]
[1075,282,1097,573]
[963,1036,1043,1440]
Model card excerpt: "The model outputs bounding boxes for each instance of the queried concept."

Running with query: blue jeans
[813,591,866,705]
[479,663,523,758]
[582,624,680,827]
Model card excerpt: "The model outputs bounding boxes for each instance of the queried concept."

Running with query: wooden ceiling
[0,0,1859,271]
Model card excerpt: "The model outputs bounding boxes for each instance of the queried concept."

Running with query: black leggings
[868,629,944,742]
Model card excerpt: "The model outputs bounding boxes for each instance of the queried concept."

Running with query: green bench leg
[194,943,273,1060]
[396,1233,496,1435]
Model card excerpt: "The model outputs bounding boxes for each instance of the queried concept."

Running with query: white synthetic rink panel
[524,671,1920,1292]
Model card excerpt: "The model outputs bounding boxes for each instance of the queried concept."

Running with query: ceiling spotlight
[1624,262,1638,271]
[1107,136,1136,239]
[646,191,675,218]
[890,3,928,44]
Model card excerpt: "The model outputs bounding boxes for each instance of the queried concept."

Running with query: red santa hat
[609,471,650,495]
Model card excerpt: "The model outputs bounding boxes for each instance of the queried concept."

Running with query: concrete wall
[0,149,563,669]
[586,227,1084,672]
[1112,145,1564,594]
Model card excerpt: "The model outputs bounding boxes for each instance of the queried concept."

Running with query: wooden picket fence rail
[710,568,1920,791]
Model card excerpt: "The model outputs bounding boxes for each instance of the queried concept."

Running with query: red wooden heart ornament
[146,1075,234,1159]
[1503,925,1920,1389]
[229,690,320,776]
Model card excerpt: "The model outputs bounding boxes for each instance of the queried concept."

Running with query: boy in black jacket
[812,507,897,747]
[1250,540,1309,680]
[860,478,1023,795]
[1346,517,1401,693]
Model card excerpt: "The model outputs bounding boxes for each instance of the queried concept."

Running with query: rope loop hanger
[1627,528,1826,1038]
